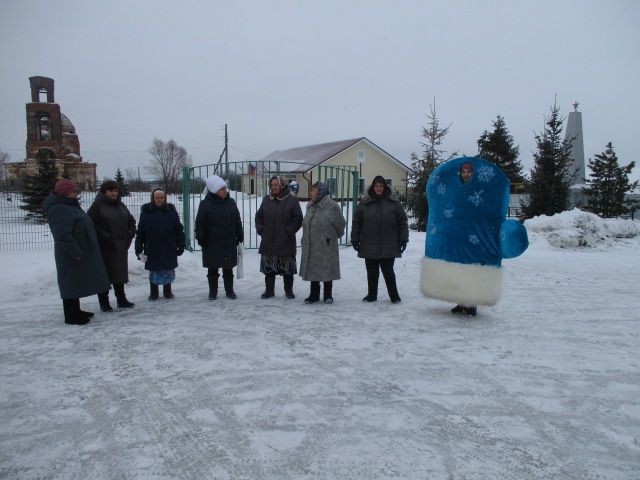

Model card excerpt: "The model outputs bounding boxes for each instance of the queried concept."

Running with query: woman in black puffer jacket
[135,188,185,300]
[88,180,136,311]
[195,175,244,300]
[350,175,409,303]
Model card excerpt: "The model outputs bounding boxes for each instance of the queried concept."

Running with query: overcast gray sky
[1,0,639,181]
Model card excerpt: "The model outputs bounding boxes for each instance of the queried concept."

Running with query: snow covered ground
[1,215,639,479]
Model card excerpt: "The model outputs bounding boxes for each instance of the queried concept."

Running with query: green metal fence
[182,161,359,251]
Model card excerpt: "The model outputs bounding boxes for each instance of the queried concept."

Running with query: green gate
[182,161,359,251]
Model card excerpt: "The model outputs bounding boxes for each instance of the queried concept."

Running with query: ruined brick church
[4,76,97,190]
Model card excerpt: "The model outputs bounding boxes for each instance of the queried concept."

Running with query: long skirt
[149,269,176,285]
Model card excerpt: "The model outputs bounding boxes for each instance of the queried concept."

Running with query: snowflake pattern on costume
[477,165,496,183]
[468,234,479,245]
[444,209,454,218]
[437,183,447,195]
[431,174,439,184]
[430,225,438,235]
[468,190,484,207]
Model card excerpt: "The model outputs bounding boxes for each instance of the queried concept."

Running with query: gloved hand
[176,246,184,256]
[137,253,148,263]
[352,241,360,252]
[400,240,407,253]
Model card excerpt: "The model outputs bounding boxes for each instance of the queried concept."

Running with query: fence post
[182,166,192,251]
[350,170,359,245]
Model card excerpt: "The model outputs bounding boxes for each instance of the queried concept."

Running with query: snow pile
[524,208,640,248]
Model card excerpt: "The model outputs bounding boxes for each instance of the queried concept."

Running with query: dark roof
[260,137,410,173]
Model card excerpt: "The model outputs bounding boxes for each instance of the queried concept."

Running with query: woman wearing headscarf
[195,175,244,300]
[135,188,185,300]
[44,179,110,325]
[87,179,136,311]
[255,176,303,299]
[299,182,346,304]
[350,175,409,303]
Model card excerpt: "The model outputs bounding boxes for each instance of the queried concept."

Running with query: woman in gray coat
[350,175,409,303]
[44,179,110,325]
[299,182,346,304]
[88,180,136,311]
[255,176,303,299]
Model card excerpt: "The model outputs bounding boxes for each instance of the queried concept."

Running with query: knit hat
[206,175,227,194]
[461,162,473,171]
[54,179,79,196]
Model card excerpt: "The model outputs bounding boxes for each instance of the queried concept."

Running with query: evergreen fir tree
[583,142,637,218]
[20,150,59,222]
[114,167,130,197]
[521,103,573,219]
[477,115,524,187]
[407,101,456,231]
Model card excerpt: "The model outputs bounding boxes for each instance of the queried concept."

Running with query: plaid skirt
[260,255,297,276]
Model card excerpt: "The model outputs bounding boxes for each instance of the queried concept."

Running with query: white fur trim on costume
[421,257,502,306]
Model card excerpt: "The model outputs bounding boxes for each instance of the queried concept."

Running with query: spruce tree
[407,101,456,231]
[114,167,130,197]
[521,103,573,219]
[477,115,523,186]
[20,150,59,222]
[583,142,637,218]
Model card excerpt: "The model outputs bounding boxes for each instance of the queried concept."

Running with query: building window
[38,88,48,103]
[385,178,393,186]
[37,114,51,140]
[359,177,366,195]
[326,177,337,196]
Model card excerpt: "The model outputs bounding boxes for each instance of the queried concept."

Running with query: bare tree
[0,150,10,183]
[146,138,191,193]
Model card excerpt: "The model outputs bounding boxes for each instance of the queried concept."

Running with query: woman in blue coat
[44,179,110,325]
[135,188,185,300]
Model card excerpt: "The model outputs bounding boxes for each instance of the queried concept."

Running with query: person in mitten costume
[421,157,528,316]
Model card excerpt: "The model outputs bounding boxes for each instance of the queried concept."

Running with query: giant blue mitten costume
[421,156,528,306]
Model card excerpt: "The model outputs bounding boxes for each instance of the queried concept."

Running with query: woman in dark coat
[44,179,110,325]
[88,180,136,311]
[299,182,346,304]
[350,175,409,303]
[255,176,303,299]
[195,175,244,300]
[135,188,185,300]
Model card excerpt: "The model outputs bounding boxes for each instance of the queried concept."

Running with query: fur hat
[54,179,79,196]
[100,180,118,193]
[206,175,227,194]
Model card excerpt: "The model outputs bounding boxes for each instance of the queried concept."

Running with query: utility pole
[225,123,229,177]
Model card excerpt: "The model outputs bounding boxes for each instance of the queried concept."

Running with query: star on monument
[573,101,580,112]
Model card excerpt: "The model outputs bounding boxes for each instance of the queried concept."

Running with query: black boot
[98,291,113,312]
[363,262,379,302]
[163,284,174,299]
[464,306,478,317]
[323,281,333,304]
[114,283,134,308]
[261,273,275,299]
[223,270,237,299]
[283,275,295,299]
[451,305,464,314]
[63,299,90,325]
[304,281,320,304]
[208,273,219,300]
[149,282,159,300]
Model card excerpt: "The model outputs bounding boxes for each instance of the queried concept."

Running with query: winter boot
[382,268,401,303]
[451,305,465,314]
[98,291,113,312]
[283,275,295,299]
[80,308,95,318]
[114,283,134,308]
[363,267,379,302]
[149,282,159,300]
[63,299,90,325]
[304,281,321,304]
[261,274,276,299]
[464,306,477,317]
[323,281,333,304]
[223,270,237,299]
[208,273,219,300]
[163,284,174,299]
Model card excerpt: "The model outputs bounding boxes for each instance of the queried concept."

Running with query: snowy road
[1,230,639,479]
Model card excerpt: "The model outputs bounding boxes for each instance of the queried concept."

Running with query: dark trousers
[365,258,399,300]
